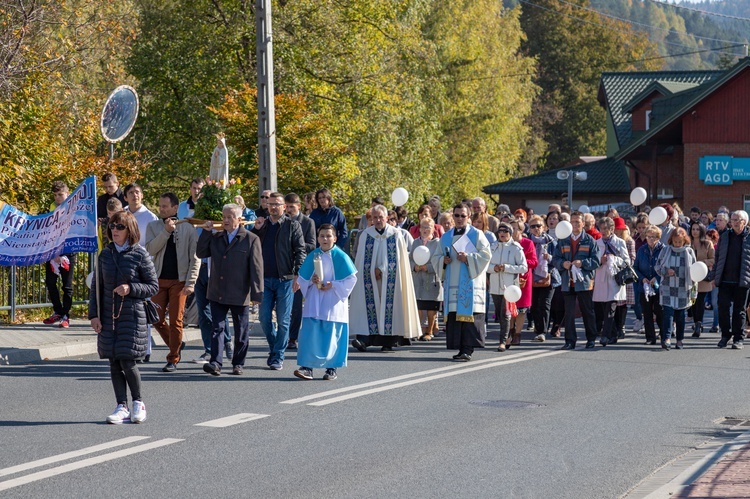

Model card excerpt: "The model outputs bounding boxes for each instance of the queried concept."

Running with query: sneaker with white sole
[193,352,210,364]
[106,404,131,424]
[131,400,146,423]
[533,334,546,342]
[43,313,62,325]
[294,367,313,380]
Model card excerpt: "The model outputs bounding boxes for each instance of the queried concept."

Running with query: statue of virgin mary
[209,132,229,188]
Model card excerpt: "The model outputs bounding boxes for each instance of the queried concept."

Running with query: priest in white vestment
[433,204,491,361]
[350,205,421,352]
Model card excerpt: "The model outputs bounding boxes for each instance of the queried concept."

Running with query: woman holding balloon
[488,222,528,352]
[655,228,697,350]
[690,223,714,338]
[410,218,443,341]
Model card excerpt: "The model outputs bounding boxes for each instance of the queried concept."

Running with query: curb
[0,322,265,365]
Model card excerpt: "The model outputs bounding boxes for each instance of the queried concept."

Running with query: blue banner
[0,176,98,266]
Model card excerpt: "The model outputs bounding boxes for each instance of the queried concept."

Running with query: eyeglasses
[388,218,397,222]
[108,223,127,231]
[453,214,468,218]
[529,224,542,229]
[497,229,510,234]
[260,196,269,199]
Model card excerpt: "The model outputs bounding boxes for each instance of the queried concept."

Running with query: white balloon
[504,284,522,303]
[630,187,648,206]
[412,245,431,266]
[391,187,409,207]
[555,220,573,239]
[86,271,94,289]
[648,206,668,226]
[578,205,590,214]
[690,261,708,282]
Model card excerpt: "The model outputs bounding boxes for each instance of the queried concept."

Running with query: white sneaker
[533,334,546,342]
[633,319,644,333]
[132,400,146,424]
[193,352,210,364]
[106,404,130,424]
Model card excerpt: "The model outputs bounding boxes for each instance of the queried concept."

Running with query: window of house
[743,195,750,214]
[656,187,674,199]
[645,110,651,130]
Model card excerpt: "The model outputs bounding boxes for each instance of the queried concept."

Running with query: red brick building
[484,58,750,215]
[609,58,750,213]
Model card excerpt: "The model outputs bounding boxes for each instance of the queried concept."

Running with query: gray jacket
[196,226,264,306]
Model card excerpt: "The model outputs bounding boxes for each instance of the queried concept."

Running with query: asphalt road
[1,319,749,498]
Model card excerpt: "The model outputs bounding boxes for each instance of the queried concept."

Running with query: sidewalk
[672,438,750,498]
[0,319,205,365]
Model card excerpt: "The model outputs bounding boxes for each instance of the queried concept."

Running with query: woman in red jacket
[506,218,538,346]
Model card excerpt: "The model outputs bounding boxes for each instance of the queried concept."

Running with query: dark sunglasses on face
[530,224,542,229]
[497,228,510,233]
[453,214,468,218]
[109,223,127,231]
[260,196,269,199]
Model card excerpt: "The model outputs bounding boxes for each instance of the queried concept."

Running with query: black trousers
[531,285,554,334]
[563,290,597,345]
[595,301,617,341]
[549,287,565,330]
[45,253,76,316]
[209,302,250,367]
[109,358,142,405]
[289,289,303,342]
[640,293,663,342]
[691,291,708,324]
[718,284,750,342]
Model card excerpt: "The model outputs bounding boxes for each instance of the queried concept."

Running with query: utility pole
[256,0,277,192]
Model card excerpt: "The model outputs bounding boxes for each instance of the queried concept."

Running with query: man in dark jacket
[284,193,316,349]
[197,204,263,376]
[252,192,306,370]
[552,211,601,349]
[97,172,128,221]
[712,210,750,349]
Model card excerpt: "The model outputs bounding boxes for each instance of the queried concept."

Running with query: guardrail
[0,253,95,323]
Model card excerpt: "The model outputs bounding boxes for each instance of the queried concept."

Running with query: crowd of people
[42,174,750,424]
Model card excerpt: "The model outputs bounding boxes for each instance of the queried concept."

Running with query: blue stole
[440,225,480,322]
[298,245,356,281]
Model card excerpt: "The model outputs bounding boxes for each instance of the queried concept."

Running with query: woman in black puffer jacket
[89,210,158,424]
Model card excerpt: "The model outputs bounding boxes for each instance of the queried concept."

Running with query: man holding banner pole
[43,181,76,329]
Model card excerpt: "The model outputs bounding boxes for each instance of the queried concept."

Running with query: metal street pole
[567,173,574,212]
[256,0,277,193]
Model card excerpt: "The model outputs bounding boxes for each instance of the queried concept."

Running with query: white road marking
[0,436,150,478]
[280,350,545,405]
[309,351,565,406]
[194,413,270,428]
[0,438,183,492]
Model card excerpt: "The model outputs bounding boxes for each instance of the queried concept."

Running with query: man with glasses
[434,204,492,361]
[350,205,421,352]
[711,210,750,349]
[252,193,306,370]
[552,211,601,349]
[309,188,348,250]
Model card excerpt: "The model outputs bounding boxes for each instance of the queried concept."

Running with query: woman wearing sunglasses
[89,210,159,424]
[528,215,560,342]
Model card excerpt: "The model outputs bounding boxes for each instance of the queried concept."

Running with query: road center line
[309,351,565,406]
[0,438,183,492]
[0,436,150,478]
[280,350,545,405]
[195,413,270,428]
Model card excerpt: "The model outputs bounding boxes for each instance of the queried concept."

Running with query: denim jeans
[259,277,294,364]
[662,305,686,342]
[632,285,643,321]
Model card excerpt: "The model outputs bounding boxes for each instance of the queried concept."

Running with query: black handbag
[143,299,160,325]
[614,265,638,286]
[604,239,638,286]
